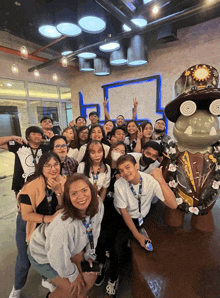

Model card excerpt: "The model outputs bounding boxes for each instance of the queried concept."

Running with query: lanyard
[129,175,143,214]
[91,164,101,185]
[30,147,39,167]
[46,188,53,215]
[82,218,95,254]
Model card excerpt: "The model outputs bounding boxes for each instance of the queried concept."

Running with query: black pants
[96,196,140,281]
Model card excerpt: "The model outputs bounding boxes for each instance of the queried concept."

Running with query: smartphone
[81,261,100,273]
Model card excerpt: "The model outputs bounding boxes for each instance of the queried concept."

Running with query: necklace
[164,141,220,215]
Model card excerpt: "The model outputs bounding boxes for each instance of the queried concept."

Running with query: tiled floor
[0,176,133,298]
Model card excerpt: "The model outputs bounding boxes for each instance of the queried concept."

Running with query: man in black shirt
[0,126,49,298]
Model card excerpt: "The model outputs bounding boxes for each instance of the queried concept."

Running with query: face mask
[154,128,165,134]
[111,151,122,162]
[142,155,155,166]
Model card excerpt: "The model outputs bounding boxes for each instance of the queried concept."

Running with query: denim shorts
[27,249,59,281]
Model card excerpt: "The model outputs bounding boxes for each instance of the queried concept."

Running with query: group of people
[0,100,177,298]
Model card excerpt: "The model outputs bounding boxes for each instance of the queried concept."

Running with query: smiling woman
[28,173,104,298]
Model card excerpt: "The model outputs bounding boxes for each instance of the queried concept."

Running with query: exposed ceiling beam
[30,36,67,56]
[27,0,220,72]
[0,45,77,71]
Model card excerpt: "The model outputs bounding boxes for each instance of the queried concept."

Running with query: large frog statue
[162,64,220,231]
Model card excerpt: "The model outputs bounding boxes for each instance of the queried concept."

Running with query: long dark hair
[26,152,61,184]
[62,127,78,149]
[89,124,109,145]
[62,173,99,221]
[139,120,153,148]
[104,120,115,140]
[126,120,140,138]
[82,140,108,177]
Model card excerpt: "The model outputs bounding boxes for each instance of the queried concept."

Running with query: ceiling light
[110,49,127,66]
[127,35,148,67]
[11,64,19,74]
[94,58,110,76]
[56,23,82,37]
[20,46,28,59]
[61,51,73,56]
[62,57,68,67]
[78,52,97,59]
[152,6,159,14]
[123,18,147,32]
[99,42,120,52]
[79,58,94,72]
[6,83,12,87]
[53,73,58,82]
[78,16,106,34]
[39,25,62,38]
[34,69,40,77]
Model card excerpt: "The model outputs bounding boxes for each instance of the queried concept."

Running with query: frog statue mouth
[173,110,220,148]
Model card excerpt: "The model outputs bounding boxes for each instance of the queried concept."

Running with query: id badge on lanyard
[129,176,143,226]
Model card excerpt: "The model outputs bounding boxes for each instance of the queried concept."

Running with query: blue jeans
[14,212,31,290]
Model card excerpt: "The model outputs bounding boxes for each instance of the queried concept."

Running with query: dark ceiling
[0,0,220,68]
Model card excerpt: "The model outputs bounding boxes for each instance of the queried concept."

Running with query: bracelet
[42,215,45,223]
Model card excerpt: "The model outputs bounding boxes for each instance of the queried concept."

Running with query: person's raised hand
[133,98,138,108]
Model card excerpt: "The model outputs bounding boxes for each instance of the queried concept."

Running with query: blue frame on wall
[79,74,168,133]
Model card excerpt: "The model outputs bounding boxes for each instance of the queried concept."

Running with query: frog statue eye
[180,100,197,116]
[209,99,220,116]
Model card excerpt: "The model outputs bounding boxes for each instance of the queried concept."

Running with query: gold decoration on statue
[185,70,190,76]
[192,65,210,82]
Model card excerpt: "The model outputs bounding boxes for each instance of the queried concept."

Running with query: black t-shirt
[8,141,49,192]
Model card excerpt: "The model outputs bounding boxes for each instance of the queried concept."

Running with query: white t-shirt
[76,143,110,163]
[67,148,79,160]
[129,152,160,174]
[114,171,164,219]
[77,162,111,191]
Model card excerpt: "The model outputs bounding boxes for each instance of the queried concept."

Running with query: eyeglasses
[80,131,89,135]
[113,147,125,154]
[54,144,67,149]
[43,162,60,170]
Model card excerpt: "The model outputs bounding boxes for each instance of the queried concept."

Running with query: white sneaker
[9,286,21,298]
[42,278,57,292]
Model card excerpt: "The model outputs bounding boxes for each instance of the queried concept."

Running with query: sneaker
[9,286,21,298]
[42,278,57,292]
[95,263,106,286]
[106,278,119,297]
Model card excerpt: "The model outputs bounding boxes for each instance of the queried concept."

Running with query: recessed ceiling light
[34,69,40,77]
[39,25,62,38]
[152,5,159,14]
[123,18,147,32]
[128,60,147,66]
[61,51,73,56]
[78,52,97,59]
[78,16,106,34]
[15,2,21,6]
[56,23,82,37]
[62,57,68,67]
[99,42,120,52]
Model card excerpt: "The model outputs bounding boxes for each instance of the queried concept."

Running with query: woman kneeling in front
[28,173,104,298]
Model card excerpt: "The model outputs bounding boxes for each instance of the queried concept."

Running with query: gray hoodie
[29,199,104,283]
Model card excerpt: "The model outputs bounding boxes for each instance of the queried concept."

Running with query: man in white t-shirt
[107,155,177,297]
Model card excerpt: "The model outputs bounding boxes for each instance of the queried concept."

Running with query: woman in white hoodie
[28,173,104,298]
